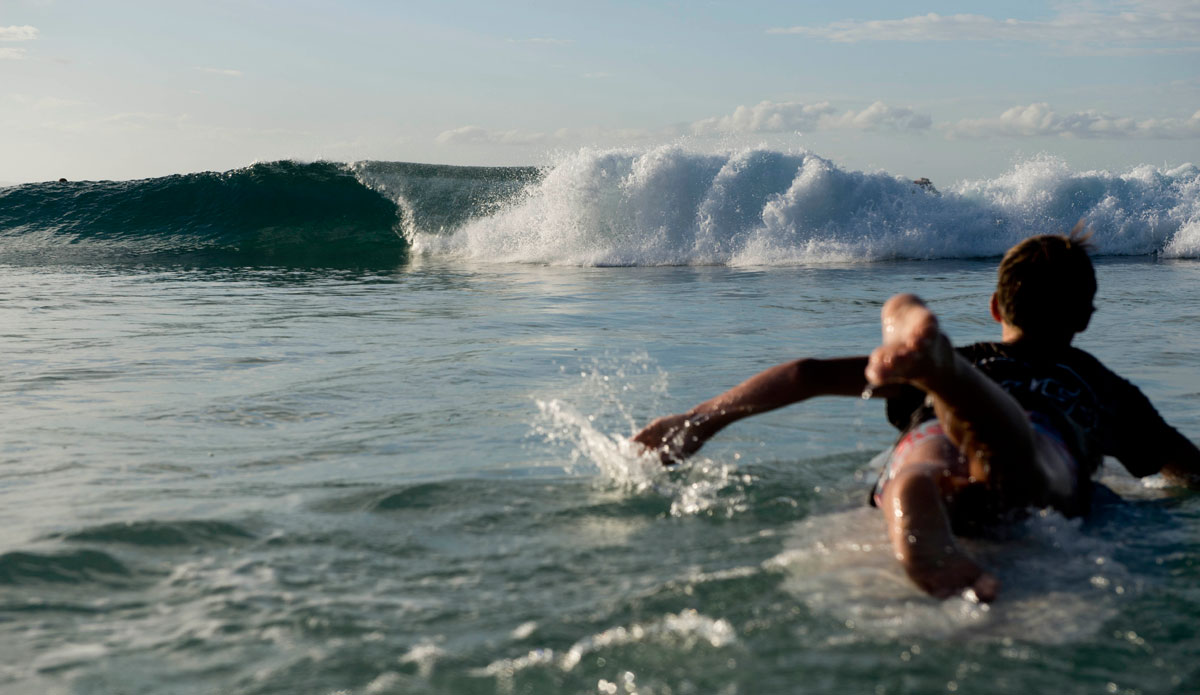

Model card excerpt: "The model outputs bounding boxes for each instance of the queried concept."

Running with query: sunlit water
[2,258,1198,694]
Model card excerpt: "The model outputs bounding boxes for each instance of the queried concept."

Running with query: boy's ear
[989,293,1003,323]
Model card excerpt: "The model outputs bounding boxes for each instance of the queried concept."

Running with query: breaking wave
[3,150,1196,266]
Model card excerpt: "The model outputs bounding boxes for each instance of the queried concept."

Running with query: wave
[411,147,1200,265]
[47,519,255,547]
[0,161,409,266]
[0,548,132,586]
[350,160,540,238]
[2,151,1197,267]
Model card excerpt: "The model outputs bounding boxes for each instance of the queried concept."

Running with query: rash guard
[885,341,1182,480]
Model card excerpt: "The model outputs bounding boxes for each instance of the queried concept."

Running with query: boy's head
[993,226,1096,340]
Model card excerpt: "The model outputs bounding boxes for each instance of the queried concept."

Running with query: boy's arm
[632,356,891,464]
[1157,430,1200,489]
[1110,378,1200,489]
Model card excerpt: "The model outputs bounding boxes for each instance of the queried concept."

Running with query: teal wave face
[352,160,541,236]
[0,161,407,266]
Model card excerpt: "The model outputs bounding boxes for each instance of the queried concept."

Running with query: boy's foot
[865,293,956,389]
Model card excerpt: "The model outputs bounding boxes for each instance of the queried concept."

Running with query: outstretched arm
[1158,431,1200,489]
[631,356,888,464]
[1113,385,1200,490]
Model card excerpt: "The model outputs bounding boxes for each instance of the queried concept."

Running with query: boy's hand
[631,413,710,465]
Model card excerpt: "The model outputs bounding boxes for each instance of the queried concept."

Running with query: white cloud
[194,67,243,77]
[507,37,573,46]
[435,126,551,146]
[436,100,1196,149]
[98,112,190,132]
[946,103,1200,139]
[691,101,835,135]
[691,100,931,135]
[0,25,38,41]
[437,101,933,148]
[768,2,1200,52]
[9,94,84,109]
[0,24,37,58]
[820,101,933,132]
[2,110,187,135]
[435,124,661,147]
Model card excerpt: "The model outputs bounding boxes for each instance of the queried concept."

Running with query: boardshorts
[870,412,1078,512]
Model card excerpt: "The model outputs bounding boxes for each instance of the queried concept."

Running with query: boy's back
[887,341,1187,480]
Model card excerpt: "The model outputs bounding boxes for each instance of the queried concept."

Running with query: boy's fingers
[632,413,705,465]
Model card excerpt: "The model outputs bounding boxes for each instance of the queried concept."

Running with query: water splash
[531,354,750,517]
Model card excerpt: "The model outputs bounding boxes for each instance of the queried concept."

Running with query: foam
[531,354,747,518]
[767,505,1137,645]
[407,146,1200,266]
[482,609,736,677]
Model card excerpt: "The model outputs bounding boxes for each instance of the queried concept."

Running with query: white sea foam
[768,505,1137,645]
[481,609,736,679]
[532,354,748,517]
[408,146,1200,265]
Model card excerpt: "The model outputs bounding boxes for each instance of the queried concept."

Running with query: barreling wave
[0,159,541,267]
[410,147,1200,265]
[0,161,413,266]
[3,151,1197,267]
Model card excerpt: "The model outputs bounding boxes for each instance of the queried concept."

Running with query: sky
[2,0,1198,184]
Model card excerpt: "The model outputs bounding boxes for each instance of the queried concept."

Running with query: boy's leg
[866,293,1079,600]
[879,436,999,601]
[866,294,1048,508]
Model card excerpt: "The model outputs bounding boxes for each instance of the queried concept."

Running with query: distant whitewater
[2,147,1198,266]
[402,147,1200,265]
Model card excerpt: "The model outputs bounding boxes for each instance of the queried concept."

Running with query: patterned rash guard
[885,341,1183,482]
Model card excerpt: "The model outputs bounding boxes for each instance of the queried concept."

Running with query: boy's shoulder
[957,341,1108,372]
[957,341,1143,407]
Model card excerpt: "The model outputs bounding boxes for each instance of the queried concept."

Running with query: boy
[632,232,1200,602]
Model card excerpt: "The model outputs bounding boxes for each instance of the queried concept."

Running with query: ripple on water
[0,548,133,586]
[47,519,255,547]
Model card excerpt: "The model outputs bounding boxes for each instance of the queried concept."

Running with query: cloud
[507,37,573,46]
[435,124,662,147]
[435,126,551,146]
[437,101,933,148]
[1,24,38,58]
[768,2,1200,52]
[945,103,1200,139]
[437,99,1198,149]
[9,94,84,109]
[819,101,933,132]
[691,101,835,135]
[194,67,243,77]
[98,112,190,132]
[0,25,38,41]
[2,110,187,135]
[691,100,931,135]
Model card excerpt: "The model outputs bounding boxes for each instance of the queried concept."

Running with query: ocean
[1,147,1198,694]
